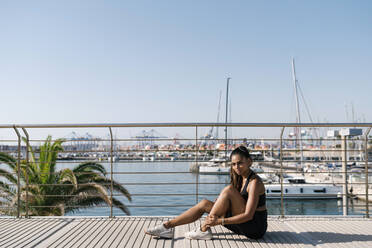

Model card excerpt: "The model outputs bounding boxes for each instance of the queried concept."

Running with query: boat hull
[199,166,230,175]
[265,184,342,199]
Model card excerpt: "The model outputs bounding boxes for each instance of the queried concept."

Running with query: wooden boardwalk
[0,216,372,247]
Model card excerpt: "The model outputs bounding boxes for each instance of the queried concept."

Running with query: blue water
[56,161,369,217]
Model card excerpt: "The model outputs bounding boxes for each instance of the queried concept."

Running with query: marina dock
[1,216,372,247]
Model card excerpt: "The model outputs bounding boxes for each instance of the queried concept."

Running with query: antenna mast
[215,90,222,140]
[225,77,231,159]
[291,58,303,170]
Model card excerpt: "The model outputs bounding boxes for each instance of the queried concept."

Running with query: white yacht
[199,157,230,175]
[265,176,342,199]
[199,160,264,175]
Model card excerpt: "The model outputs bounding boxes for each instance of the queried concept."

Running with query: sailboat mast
[225,77,231,159]
[291,58,303,169]
[215,90,222,140]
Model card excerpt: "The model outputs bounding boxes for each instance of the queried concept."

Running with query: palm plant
[0,136,131,216]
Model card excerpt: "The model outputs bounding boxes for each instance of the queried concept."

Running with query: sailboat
[265,58,342,199]
[199,78,231,175]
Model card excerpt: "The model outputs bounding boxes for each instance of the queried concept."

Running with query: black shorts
[223,210,267,239]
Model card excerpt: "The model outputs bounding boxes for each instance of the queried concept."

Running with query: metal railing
[0,123,371,218]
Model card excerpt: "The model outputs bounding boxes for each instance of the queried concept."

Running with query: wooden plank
[212,224,231,248]
[132,217,152,248]
[213,224,238,248]
[60,218,102,248]
[101,218,130,248]
[326,220,364,248]
[0,220,45,247]
[140,218,158,248]
[284,221,332,248]
[269,221,302,248]
[277,221,315,248]
[46,219,94,248]
[112,217,142,247]
[0,219,21,233]
[256,222,286,248]
[8,219,66,248]
[173,218,188,248]
[318,220,351,248]
[121,217,147,247]
[343,221,372,248]
[219,224,264,248]
[71,219,105,247]
[82,218,118,248]
[261,221,287,248]
[108,218,137,247]
[0,219,40,241]
[0,219,47,246]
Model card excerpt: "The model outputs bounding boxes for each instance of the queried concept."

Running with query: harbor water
[56,161,369,217]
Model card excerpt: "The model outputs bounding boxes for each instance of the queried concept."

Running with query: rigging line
[296,82,325,158]
[297,82,319,139]
[297,82,314,123]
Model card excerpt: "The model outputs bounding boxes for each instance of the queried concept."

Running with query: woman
[145,145,267,240]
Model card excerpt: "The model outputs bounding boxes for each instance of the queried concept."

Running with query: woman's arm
[220,179,261,225]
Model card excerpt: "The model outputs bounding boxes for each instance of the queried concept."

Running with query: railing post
[21,128,30,218]
[13,126,21,218]
[195,126,199,204]
[109,127,114,218]
[365,127,371,218]
[280,127,285,218]
[341,135,348,216]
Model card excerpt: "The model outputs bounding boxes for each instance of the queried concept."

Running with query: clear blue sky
[1,1,371,139]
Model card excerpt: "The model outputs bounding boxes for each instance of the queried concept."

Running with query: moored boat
[265,176,342,199]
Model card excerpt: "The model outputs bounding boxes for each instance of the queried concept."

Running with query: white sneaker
[145,224,174,239]
[184,227,212,240]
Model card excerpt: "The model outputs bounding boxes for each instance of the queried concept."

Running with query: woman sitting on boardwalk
[145,145,268,240]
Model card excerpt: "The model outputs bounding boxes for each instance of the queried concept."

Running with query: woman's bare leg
[200,185,246,231]
[164,199,214,228]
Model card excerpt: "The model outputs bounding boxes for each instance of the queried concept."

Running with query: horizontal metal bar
[0,122,371,129]
[27,204,196,208]
[23,203,372,209]
[4,137,363,143]
[3,181,371,188]
[17,192,372,198]
[1,170,371,177]
[18,193,221,197]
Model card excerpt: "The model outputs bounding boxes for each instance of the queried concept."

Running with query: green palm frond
[87,176,132,201]
[112,197,130,215]
[38,136,65,184]
[0,181,16,196]
[0,153,17,171]
[73,162,107,176]
[0,169,18,185]
[75,183,111,205]
[59,168,78,191]
[48,138,64,176]
[39,137,50,184]
[22,137,36,165]
[64,196,107,214]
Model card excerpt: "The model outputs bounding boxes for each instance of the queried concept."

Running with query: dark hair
[230,145,251,160]
[230,145,252,191]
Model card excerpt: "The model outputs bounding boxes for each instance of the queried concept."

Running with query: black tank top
[240,170,266,208]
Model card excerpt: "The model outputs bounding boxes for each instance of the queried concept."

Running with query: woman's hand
[205,214,219,227]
